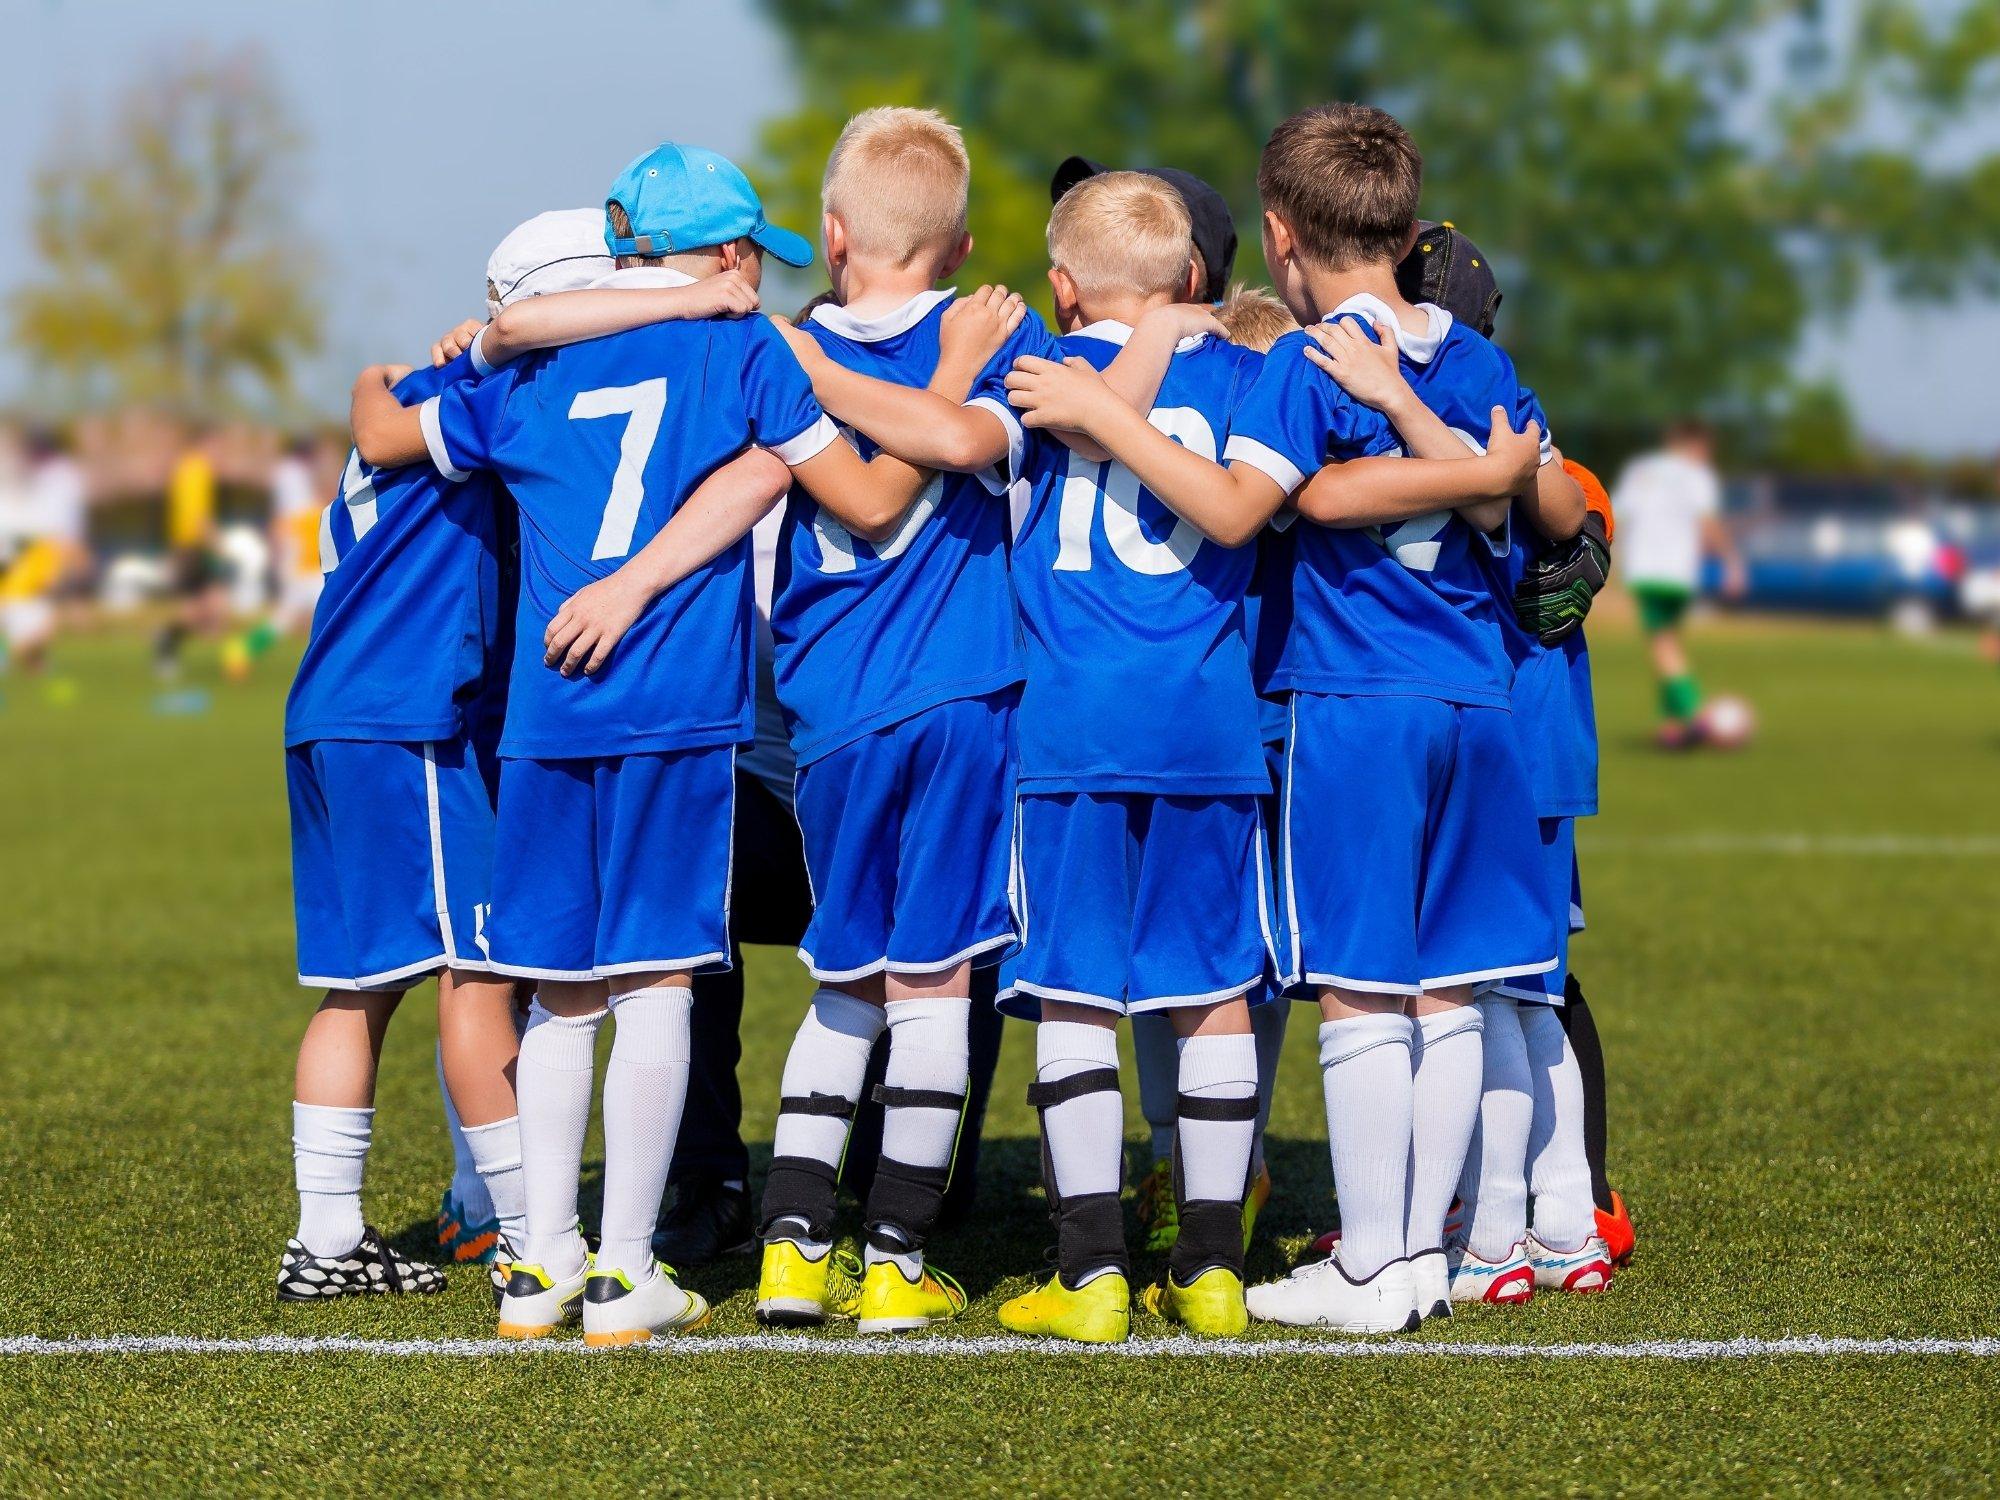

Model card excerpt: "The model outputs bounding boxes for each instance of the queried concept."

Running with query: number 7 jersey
[424,291,837,761]
[1012,323,1268,795]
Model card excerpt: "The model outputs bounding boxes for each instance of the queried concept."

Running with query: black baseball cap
[1050,156,1238,303]
[1396,221,1501,337]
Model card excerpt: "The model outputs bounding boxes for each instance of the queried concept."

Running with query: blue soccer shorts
[1002,790,1279,1020]
[793,691,1016,983]
[287,735,498,991]
[485,745,735,982]
[1493,816,1587,1004]
[1281,692,1558,996]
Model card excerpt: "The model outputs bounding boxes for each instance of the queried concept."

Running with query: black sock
[1558,974,1616,1211]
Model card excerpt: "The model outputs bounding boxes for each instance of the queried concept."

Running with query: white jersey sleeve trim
[1223,435,1305,497]
[767,414,840,467]
[417,396,469,484]
[468,326,498,378]
[964,395,1025,494]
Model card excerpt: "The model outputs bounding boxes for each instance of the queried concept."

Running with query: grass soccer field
[2,621,1997,1495]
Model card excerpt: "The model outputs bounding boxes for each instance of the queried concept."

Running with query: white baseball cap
[485,209,615,316]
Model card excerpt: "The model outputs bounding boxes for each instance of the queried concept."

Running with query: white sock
[1132,1013,1179,1164]
[867,996,971,1277]
[1250,1000,1290,1176]
[1407,1006,1485,1255]
[1458,998,1532,1261]
[767,988,885,1255]
[293,1102,372,1258]
[516,999,606,1278]
[1176,1033,1258,1202]
[1035,1021,1125,1287]
[460,1115,528,1250]
[436,1043,493,1225]
[1318,1013,1413,1281]
[1520,1003,1597,1251]
[597,986,694,1282]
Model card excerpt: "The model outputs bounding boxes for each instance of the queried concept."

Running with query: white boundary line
[2,1333,1996,1360]
[1581,833,2000,857]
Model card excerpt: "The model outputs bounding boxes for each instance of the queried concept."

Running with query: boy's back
[426,301,832,761]
[774,290,1051,763]
[1228,295,1546,709]
[1012,325,1266,794]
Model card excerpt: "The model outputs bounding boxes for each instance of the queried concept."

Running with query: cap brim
[752,223,815,269]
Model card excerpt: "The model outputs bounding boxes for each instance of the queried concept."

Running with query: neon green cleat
[999,1272,1131,1344]
[854,1260,967,1334]
[1143,1265,1249,1337]
[755,1239,833,1327]
[1242,1163,1273,1252]
[1135,1159,1179,1254]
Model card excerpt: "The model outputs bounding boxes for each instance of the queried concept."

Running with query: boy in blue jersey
[349,142,955,1346]
[277,208,750,1302]
[984,172,1271,1342]
[1298,249,1615,1304]
[1004,103,1579,1333]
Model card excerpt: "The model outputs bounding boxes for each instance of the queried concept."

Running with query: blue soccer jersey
[1223,294,1551,709]
[770,290,1057,764]
[285,354,511,747]
[1481,501,1599,817]
[423,285,837,761]
[1011,322,1267,794]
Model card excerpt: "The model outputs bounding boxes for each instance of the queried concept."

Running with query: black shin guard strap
[1055,1190,1129,1287]
[863,1157,952,1252]
[870,1084,968,1113]
[1170,1199,1246,1281]
[758,1154,840,1242]
[1026,1067,1120,1111]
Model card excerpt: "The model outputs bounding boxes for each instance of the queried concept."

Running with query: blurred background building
[1,0,1995,671]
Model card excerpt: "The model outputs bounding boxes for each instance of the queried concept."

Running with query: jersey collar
[587,266,699,289]
[1070,317,1209,354]
[1324,293,1453,364]
[808,287,955,342]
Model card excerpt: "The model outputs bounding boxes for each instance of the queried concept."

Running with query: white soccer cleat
[1408,1246,1452,1322]
[581,1261,711,1347]
[1524,1231,1614,1294]
[496,1256,591,1339]
[1245,1255,1420,1333]
[1446,1238,1535,1305]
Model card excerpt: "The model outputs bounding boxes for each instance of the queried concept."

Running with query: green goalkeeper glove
[1513,510,1611,647]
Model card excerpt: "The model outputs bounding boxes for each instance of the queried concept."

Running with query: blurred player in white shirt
[1613,420,1745,748]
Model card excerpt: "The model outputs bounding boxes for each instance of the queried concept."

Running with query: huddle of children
[281,97,1622,1345]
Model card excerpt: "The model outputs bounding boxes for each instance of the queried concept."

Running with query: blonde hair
[1046,172,1193,300]
[822,107,970,268]
[1215,285,1300,353]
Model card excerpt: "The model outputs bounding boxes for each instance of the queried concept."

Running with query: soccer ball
[1699,694,1755,749]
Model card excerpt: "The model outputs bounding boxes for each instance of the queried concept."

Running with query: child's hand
[940,284,1027,366]
[1300,318,1409,411]
[432,319,485,369]
[543,570,653,678]
[687,269,761,321]
[1005,354,1121,432]
[1482,405,1543,496]
[1135,301,1225,343]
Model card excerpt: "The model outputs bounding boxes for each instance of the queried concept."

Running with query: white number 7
[568,378,667,560]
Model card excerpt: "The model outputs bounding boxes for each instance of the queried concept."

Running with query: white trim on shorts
[1423,955,1560,991]
[797,932,1015,984]
[1009,975,1266,1017]
[1492,979,1564,1006]
[486,960,599,983]
[1301,970,1425,998]
[595,952,730,979]
[1280,699,1304,985]
[1251,814,1293,989]
[298,953,448,993]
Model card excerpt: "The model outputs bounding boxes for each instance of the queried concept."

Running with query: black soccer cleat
[653,1176,753,1266]
[276,1226,447,1302]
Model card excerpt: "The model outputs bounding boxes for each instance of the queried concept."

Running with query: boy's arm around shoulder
[349,364,426,470]
[474,271,761,366]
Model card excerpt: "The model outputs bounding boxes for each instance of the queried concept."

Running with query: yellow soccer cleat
[1143,1265,1249,1337]
[998,1271,1131,1344]
[755,1239,833,1327]
[1242,1163,1273,1252]
[854,1259,967,1334]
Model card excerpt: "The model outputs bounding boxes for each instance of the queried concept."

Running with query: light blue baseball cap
[605,142,815,267]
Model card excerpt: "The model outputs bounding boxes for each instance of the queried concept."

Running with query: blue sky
[0,0,1980,456]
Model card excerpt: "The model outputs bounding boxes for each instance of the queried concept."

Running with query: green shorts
[1632,582,1693,634]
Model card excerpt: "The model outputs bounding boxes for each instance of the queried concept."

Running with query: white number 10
[1054,406,1214,576]
[568,378,667,561]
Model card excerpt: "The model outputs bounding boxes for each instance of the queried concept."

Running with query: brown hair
[1257,103,1422,271]
[605,201,666,270]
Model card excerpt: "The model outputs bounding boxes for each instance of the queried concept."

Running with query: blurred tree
[756,0,2000,465]
[9,47,321,419]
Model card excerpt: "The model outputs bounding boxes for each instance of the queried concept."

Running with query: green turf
[2,624,1996,1495]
